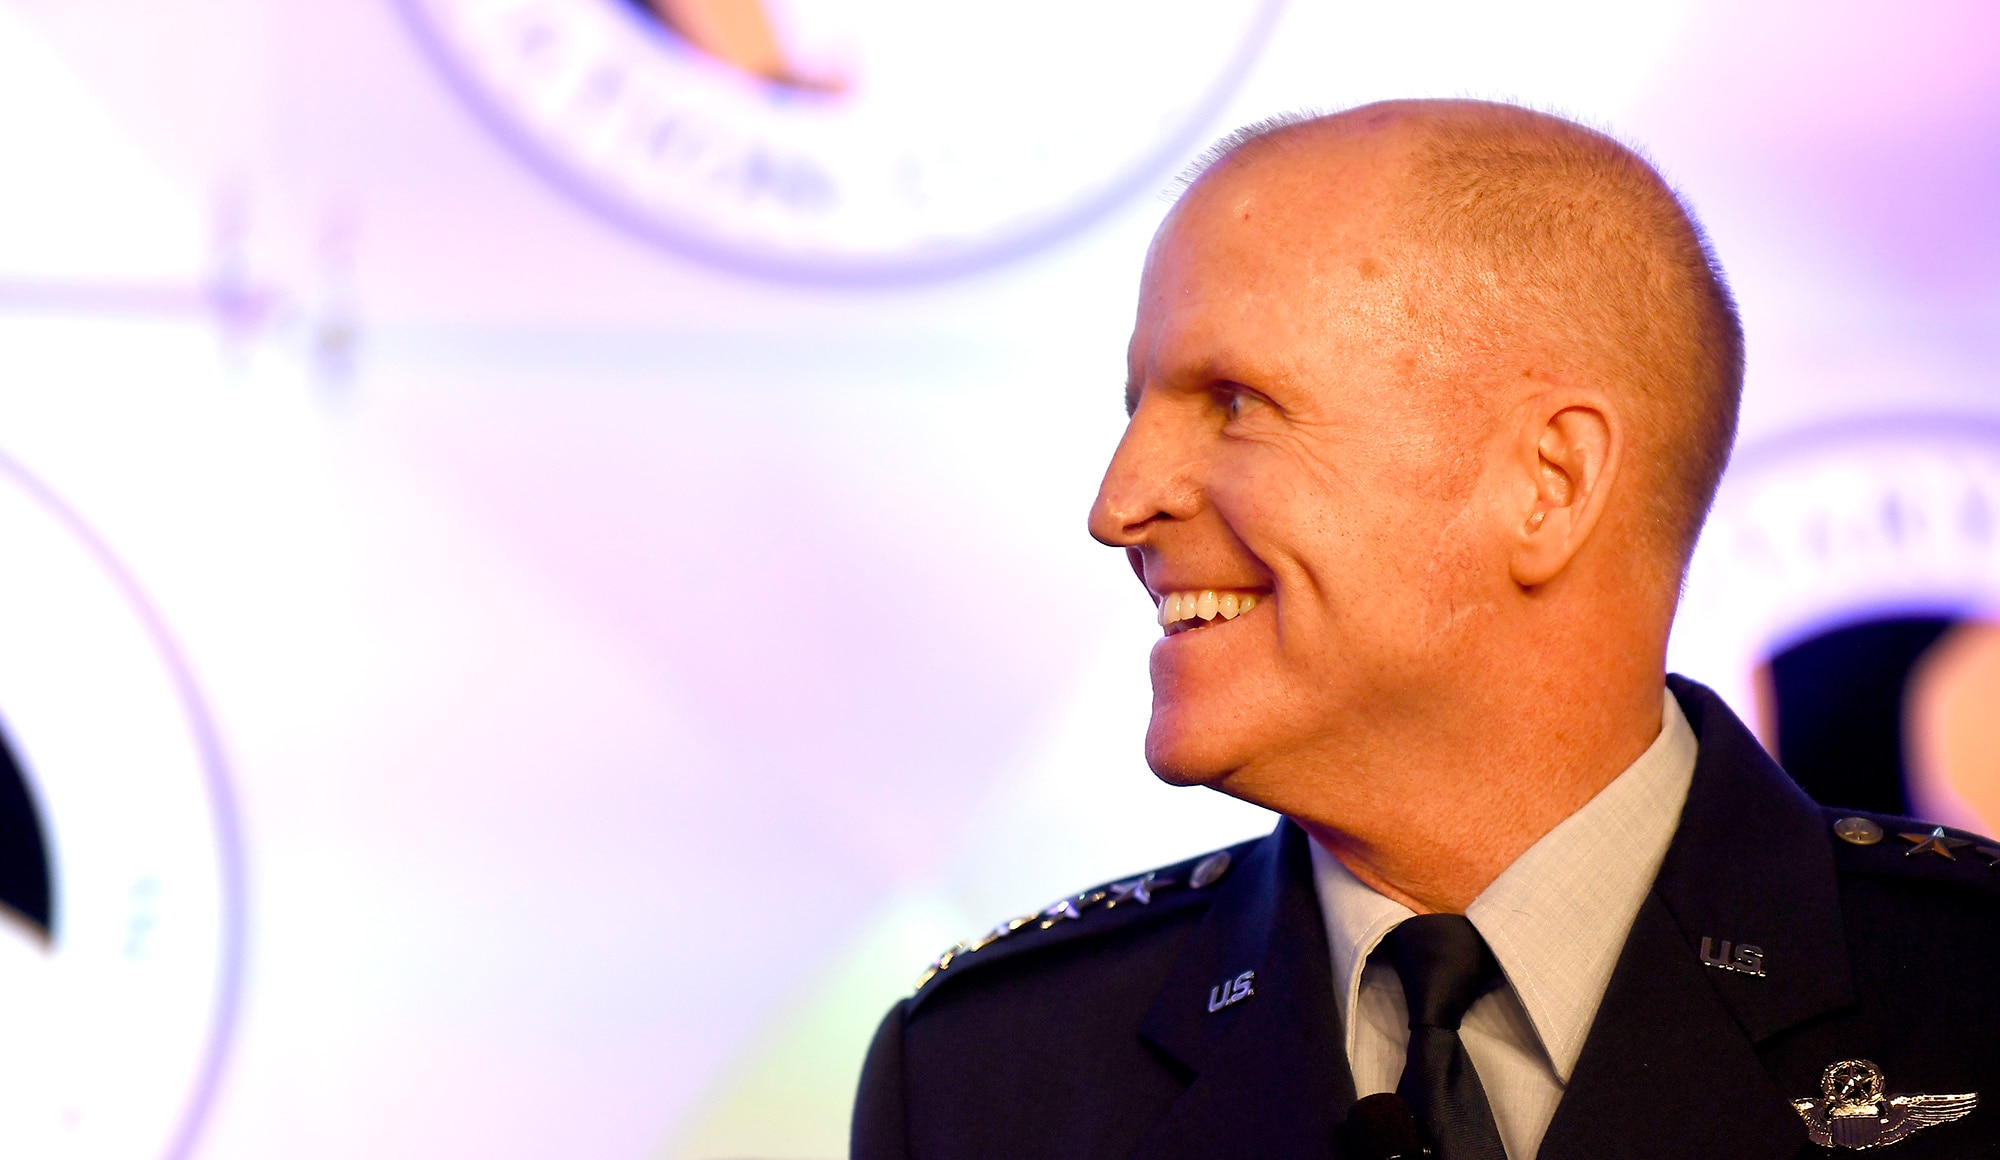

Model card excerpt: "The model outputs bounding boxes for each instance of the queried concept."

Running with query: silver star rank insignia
[1792,1060,1977,1149]
[1038,898,1084,928]
[1900,826,1973,859]
[1106,873,1171,908]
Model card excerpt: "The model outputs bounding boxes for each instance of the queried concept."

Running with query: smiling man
[852,101,2000,1160]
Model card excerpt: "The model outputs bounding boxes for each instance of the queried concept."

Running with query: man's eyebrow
[1124,379,1141,418]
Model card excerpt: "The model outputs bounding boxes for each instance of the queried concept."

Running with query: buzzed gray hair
[1169,110,1326,195]
[1171,102,1745,573]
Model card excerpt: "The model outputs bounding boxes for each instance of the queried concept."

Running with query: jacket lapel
[1130,820,1355,1160]
[1538,677,1854,1160]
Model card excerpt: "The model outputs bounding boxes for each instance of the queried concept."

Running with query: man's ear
[1509,397,1619,588]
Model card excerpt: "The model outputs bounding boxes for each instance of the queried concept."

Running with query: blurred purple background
[0,1,1995,1157]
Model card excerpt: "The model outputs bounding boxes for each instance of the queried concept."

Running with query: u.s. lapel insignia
[1699,936,1766,977]
[1901,826,1973,859]
[1791,1060,1977,1149]
[1206,970,1255,1012]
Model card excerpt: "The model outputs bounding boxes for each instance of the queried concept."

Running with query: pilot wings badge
[1792,1060,1977,1149]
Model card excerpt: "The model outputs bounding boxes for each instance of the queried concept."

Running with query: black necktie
[1384,914,1509,1160]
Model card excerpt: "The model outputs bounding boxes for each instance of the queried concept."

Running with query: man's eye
[1224,390,1261,421]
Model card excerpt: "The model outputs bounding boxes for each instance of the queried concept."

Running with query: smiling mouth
[1157,589,1264,636]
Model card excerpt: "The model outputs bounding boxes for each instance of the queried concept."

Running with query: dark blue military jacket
[852,677,2000,1158]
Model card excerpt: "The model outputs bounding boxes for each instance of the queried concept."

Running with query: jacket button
[1833,816,1883,846]
[1190,850,1233,888]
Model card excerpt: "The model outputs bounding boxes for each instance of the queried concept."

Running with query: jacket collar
[1132,818,1353,1160]
[1129,678,1851,1160]
[1537,675,1853,1160]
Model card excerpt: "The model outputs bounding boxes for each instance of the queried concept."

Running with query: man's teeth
[1156,589,1262,628]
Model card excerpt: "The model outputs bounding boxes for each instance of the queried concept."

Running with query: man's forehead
[1175,118,1411,231]
[1134,179,1401,363]
[1144,143,1405,300]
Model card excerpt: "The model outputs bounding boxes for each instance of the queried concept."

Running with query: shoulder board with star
[1823,807,2000,894]
[906,838,1258,1012]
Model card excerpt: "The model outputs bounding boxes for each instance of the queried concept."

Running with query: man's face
[1088,150,1503,797]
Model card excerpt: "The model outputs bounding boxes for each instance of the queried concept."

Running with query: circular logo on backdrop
[1671,416,2000,708]
[0,456,242,1158]
[399,0,1281,279]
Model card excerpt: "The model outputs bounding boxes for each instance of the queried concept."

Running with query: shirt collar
[1308,688,1698,1081]
[1310,835,1413,1065]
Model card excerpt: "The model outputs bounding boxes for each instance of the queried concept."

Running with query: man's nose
[1087,398,1201,549]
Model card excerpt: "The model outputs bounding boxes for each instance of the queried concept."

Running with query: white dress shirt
[1308,689,1699,1159]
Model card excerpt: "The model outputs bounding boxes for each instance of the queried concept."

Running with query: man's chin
[1142,715,1250,789]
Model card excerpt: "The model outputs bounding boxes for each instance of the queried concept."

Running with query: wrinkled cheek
[1208,460,1301,533]
[1412,514,1497,643]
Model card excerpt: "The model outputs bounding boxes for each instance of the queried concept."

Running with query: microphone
[1338,1092,1429,1159]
